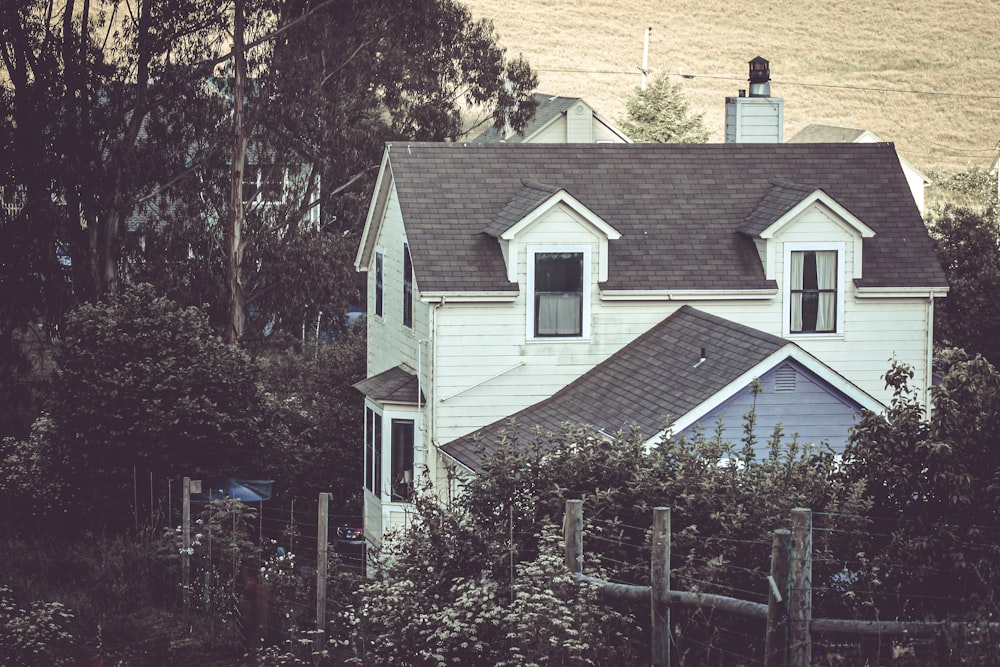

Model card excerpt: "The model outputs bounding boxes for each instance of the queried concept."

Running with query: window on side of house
[242,165,286,204]
[374,251,384,318]
[786,245,842,334]
[389,419,414,502]
[529,248,589,338]
[365,407,382,497]
[403,243,413,329]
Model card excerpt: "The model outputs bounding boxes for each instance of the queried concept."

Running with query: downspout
[925,292,935,412]
[424,297,444,486]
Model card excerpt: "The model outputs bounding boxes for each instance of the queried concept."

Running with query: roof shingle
[382,142,946,295]
[440,306,788,470]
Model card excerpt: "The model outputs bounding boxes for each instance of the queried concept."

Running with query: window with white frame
[528,247,590,339]
[403,243,413,329]
[364,407,382,497]
[364,405,416,503]
[242,164,287,204]
[785,243,844,335]
[374,250,384,318]
[389,419,414,502]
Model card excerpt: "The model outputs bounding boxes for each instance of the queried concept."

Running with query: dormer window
[528,246,591,339]
[784,242,845,336]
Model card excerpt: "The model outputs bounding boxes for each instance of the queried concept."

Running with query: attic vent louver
[774,364,796,393]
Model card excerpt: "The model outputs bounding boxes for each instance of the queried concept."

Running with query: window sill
[785,331,844,341]
[526,336,591,344]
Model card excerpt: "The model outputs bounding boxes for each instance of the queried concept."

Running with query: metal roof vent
[774,364,796,393]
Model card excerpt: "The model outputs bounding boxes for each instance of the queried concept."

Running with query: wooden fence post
[765,528,791,667]
[564,499,583,574]
[182,476,191,611]
[789,508,812,667]
[315,492,330,664]
[651,507,670,667]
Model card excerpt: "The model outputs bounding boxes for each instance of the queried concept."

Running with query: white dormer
[483,180,621,283]
[741,181,876,337]
[483,180,621,341]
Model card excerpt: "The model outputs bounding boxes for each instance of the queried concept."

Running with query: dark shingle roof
[472,94,579,144]
[740,179,822,236]
[440,306,789,470]
[383,142,946,294]
[353,366,423,405]
[483,179,562,237]
[787,124,867,143]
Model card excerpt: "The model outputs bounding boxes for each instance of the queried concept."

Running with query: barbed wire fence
[563,499,1000,667]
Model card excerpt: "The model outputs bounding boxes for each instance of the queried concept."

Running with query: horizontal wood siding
[593,121,625,143]
[725,97,783,143]
[566,103,594,143]
[533,118,568,143]
[683,360,863,455]
[417,193,929,450]
[366,190,426,378]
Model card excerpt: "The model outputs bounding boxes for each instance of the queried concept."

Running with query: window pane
[534,252,583,337]
[365,408,383,497]
[375,252,384,317]
[790,250,837,333]
[403,245,413,328]
[390,419,414,502]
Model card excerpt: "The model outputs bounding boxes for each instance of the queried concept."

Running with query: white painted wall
[366,188,427,378]
[725,96,785,143]
[426,201,930,451]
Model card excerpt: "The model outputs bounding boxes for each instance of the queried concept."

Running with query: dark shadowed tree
[927,204,1000,367]
[41,284,267,526]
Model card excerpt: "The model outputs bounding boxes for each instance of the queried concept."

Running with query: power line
[534,67,1000,101]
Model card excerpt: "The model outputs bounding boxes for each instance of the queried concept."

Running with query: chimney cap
[748,56,771,97]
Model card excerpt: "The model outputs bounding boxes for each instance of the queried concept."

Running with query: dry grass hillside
[464,0,999,174]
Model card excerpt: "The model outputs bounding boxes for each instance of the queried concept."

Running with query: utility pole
[640,27,652,91]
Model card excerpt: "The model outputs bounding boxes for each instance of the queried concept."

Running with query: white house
[353,141,948,547]
[472,93,631,144]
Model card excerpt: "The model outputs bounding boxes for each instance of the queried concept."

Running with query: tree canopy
[11,284,268,526]
[618,72,709,143]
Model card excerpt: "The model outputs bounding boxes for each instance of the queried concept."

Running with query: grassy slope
[464,0,999,173]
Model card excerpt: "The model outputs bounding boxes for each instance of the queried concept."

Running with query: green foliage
[31,284,268,526]
[841,352,1000,619]
[927,204,1000,367]
[360,496,635,666]
[618,72,709,143]
[0,585,77,666]
[258,325,367,512]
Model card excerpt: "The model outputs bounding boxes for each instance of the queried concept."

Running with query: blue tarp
[194,478,273,504]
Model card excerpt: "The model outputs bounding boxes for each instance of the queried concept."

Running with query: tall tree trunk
[226,0,249,344]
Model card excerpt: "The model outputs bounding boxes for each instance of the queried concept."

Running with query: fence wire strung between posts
[562,500,1000,667]
[163,479,360,662]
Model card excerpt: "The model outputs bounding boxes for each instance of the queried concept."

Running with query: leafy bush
[0,585,77,666]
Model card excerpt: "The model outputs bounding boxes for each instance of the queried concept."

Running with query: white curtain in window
[790,251,804,332]
[815,251,836,332]
[538,293,582,335]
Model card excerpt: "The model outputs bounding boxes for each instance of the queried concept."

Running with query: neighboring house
[788,124,931,214]
[472,93,631,144]
[353,141,948,547]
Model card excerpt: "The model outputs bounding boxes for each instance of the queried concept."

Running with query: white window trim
[526,245,591,341]
[373,248,385,320]
[782,241,846,338]
[363,400,423,505]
